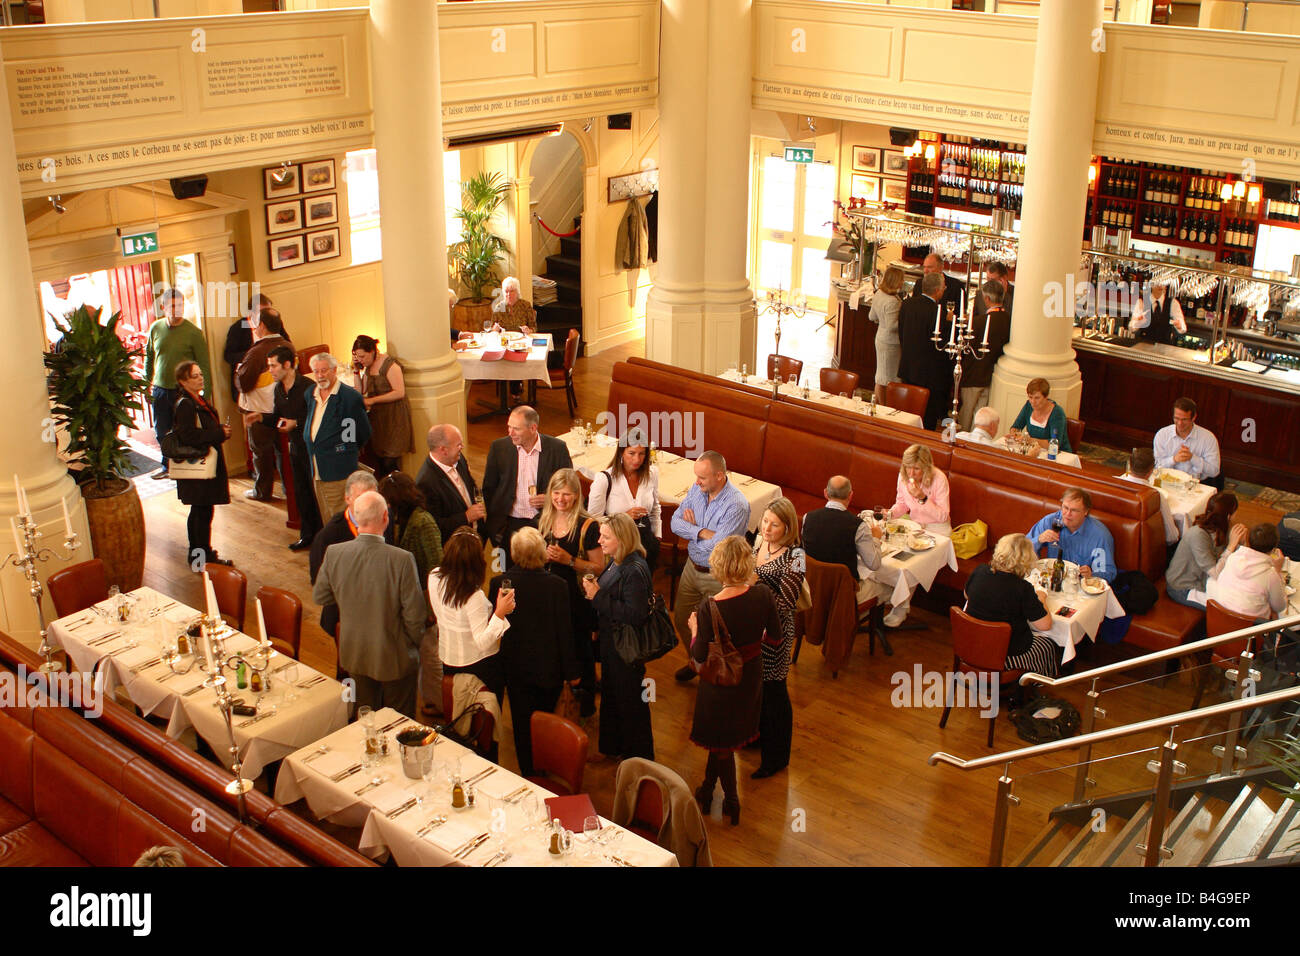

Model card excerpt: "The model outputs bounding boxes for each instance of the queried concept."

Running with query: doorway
[527,129,586,349]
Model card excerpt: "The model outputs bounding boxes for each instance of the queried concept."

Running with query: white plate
[886,517,922,535]
[907,534,936,551]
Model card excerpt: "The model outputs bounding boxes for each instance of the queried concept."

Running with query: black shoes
[203,552,233,567]
[288,539,312,552]
[675,665,698,682]
[722,797,741,825]
[695,783,714,815]
[151,468,171,480]
[751,765,784,779]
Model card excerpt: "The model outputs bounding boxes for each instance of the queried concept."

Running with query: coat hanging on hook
[615,196,649,271]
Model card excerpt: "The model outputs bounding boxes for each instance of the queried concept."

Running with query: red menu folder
[504,349,529,362]
[544,793,599,831]
[478,350,505,362]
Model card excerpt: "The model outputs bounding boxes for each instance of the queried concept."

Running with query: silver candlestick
[932,300,989,429]
[2,511,83,674]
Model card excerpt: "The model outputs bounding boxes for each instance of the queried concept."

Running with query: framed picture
[853,146,881,173]
[882,149,909,176]
[882,178,908,204]
[305,227,341,262]
[265,199,303,235]
[227,243,237,275]
[850,174,880,203]
[268,235,305,271]
[301,158,336,193]
[303,192,339,227]
[263,164,301,199]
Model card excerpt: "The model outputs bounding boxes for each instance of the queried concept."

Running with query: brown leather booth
[608,358,1202,653]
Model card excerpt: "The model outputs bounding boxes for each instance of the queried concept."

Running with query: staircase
[535,223,582,355]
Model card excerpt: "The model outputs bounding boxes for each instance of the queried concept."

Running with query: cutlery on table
[464,766,497,786]
[376,716,406,733]
[237,709,277,729]
[329,764,363,782]
[88,631,123,647]
[129,658,162,674]
[609,855,636,867]
[182,683,207,697]
[483,850,512,868]
[387,798,418,818]
[302,745,331,764]
[453,833,490,859]
[503,785,530,803]
[66,616,97,631]
[355,776,387,796]
[416,816,448,837]
[296,675,327,689]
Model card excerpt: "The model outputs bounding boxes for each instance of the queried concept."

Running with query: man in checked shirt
[671,450,753,682]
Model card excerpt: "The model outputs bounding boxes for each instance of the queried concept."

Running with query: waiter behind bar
[1129,279,1186,344]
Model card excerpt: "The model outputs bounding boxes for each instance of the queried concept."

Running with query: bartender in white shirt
[1129,279,1186,344]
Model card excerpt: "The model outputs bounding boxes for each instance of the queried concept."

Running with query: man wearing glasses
[1027,488,1117,583]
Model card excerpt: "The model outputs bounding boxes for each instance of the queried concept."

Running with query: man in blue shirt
[1027,487,1117,582]
[671,450,752,682]
[1153,397,1221,486]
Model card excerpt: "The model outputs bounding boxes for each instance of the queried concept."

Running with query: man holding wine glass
[801,475,888,606]
[1026,488,1118,582]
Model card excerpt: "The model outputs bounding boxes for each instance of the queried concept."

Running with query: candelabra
[761,285,808,358]
[932,300,989,428]
[2,504,83,675]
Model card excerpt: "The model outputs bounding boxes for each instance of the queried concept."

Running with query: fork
[416,816,448,837]
[453,834,490,859]
[483,849,512,868]
[355,777,386,796]
[376,716,406,733]
[182,683,207,697]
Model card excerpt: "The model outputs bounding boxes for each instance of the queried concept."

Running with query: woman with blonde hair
[581,514,654,761]
[870,266,905,403]
[687,535,781,824]
[963,533,1059,676]
[749,498,804,779]
[890,444,951,533]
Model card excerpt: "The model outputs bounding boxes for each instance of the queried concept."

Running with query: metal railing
[929,615,1300,866]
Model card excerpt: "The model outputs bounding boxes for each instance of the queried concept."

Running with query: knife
[237,709,277,729]
[329,764,363,782]
[386,798,418,818]
[454,833,490,859]
[465,766,497,786]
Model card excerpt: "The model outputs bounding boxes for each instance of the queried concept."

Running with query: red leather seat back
[32,738,123,866]
[950,606,1012,672]
[115,802,220,867]
[530,711,588,795]
[121,760,236,863]
[229,827,307,867]
[257,585,303,660]
[47,559,109,618]
[0,712,34,816]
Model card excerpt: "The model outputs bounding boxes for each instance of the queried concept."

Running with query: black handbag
[159,429,208,461]
[611,562,677,666]
[435,702,492,756]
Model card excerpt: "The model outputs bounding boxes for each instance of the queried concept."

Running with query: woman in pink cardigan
[889,444,951,534]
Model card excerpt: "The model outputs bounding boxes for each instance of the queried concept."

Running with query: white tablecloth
[47,587,347,779]
[718,369,926,429]
[274,708,678,867]
[998,439,1082,469]
[1285,559,1299,618]
[1023,564,1126,664]
[1112,471,1215,536]
[560,430,781,533]
[458,333,553,385]
[862,518,959,608]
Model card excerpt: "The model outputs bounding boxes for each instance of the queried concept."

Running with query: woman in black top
[488,528,579,777]
[582,514,654,762]
[964,533,1058,677]
[688,535,781,825]
[171,361,232,568]
[540,468,603,715]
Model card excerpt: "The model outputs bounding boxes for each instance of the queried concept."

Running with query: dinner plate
[886,518,922,535]
[907,534,936,551]
[1080,578,1108,596]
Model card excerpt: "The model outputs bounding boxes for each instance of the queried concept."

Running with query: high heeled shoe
[721,797,740,825]
[695,783,714,815]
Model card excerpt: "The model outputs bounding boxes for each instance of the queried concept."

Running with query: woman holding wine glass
[749,497,804,779]
[586,434,662,573]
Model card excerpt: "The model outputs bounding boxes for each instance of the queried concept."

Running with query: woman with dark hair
[1009,377,1072,453]
[351,334,412,478]
[586,438,661,573]
[378,471,443,583]
[428,528,513,699]
[1166,492,1244,609]
[171,360,232,567]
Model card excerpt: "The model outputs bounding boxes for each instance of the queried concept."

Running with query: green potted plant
[448,170,511,332]
[44,305,149,591]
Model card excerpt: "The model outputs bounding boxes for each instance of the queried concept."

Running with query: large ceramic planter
[453,299,494,335]
[81,477,145,592]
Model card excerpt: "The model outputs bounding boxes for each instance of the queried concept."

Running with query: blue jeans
[1166,586,1205,609]
[151,386,177,465]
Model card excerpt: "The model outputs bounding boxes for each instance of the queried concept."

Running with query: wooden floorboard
[133,336,1287,866]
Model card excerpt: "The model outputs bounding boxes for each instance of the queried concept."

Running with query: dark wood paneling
[836,300,878,385]
[1222,389,1300,467]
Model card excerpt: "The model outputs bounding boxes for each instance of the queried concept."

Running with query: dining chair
[819,367,860,397]
[1066,417,1085,452]
[47,558,109,618]
[940,607,1020,749]
[766,354,804,384]
[626,777,667,843]
[255,585,302,660]
[885,382,930,420]
[526,711,589,796]
[793,556,878,677]
[547,328,581,417]
[205,563,247,632]
[1192,600,1257,708]
[440,675,497,759]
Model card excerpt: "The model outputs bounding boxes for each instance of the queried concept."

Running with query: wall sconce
[1247,184,1261,205]
[1233,180,1246,200]
[1088,163,1097,184]
[924,144,937,162]
[1220,182,1233,202]
[270,161,293,186]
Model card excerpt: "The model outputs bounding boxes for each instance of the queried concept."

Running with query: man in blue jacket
[303,353,371,523]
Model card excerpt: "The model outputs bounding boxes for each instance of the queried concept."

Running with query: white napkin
[476,773,526,800]
[423,818,479,852]
[309,749,360,779]
[114,644,157,669]
[370,782,416,815]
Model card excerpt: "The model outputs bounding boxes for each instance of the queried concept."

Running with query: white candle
[13,475,26,518]
[256,596,268,647]
[203,570,219,621]
[60,496,72,537]
[11,518,22,556]
[981,317,990,346]
[201,628,218,675]
[948,320,956,346]
[933,303,941,336]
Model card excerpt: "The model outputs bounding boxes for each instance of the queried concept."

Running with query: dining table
[458,331,554,420]
[560,429,782,533]
[860,516,959,611]
[1154,470,1216,536]
[46,587,348,779]
[718,368,926,430]
[1022,560,1127,664]
[274,708,679,867]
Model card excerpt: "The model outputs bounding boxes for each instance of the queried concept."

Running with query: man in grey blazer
[312,491,426,717]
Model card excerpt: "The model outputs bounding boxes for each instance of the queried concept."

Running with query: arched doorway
[524,129,586,354]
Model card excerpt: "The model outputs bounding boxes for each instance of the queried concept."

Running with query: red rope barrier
[534,215,580,238]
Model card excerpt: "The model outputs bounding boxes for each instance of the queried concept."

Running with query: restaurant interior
[1,0,1299,882]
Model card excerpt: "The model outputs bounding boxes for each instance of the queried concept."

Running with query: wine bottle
[1178,217,1189,242]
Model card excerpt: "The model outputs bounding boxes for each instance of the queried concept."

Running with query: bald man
[908,252,964,314]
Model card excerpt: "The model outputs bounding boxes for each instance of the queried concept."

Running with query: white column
[989,0,1104,428]
[370,0,465,464]
[0,45,90,646]
[646,0,755,374]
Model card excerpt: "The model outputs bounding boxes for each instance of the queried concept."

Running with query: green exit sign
[784,145,814,164]
[120,230,159,257]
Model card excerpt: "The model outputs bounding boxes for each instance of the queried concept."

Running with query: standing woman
[171,360,232,567]
[352,335,413,478]
[378,472,443,583]
[586,437,662,573]
[687,535,781,825]
[429,529,513,701]
[749,498,804,779]
[581,514,655,761]
[539,468,603,714]
[869,267,905,404]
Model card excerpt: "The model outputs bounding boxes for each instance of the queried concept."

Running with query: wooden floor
[136,335,1287,867]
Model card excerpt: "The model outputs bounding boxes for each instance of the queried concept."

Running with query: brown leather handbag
[699,598,743,686]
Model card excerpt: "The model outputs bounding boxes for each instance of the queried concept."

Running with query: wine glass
[582,814,602,860]
[280,661,299,704]
[481,319,491,334]
[787,374,797,388]
[500,578,513,600]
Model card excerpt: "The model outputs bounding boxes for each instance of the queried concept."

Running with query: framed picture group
[852,145,909,205]
[263,158,342,270]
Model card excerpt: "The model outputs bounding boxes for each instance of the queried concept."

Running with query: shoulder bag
[699,597,744,687]
[159,429,208,461]
[600,470,660,559]
[610,561,677,666]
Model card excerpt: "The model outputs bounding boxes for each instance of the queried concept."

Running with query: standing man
[958,279,1012,432]
[972,260,1015,328]
[1153,397,1221,486]
[898,271,954,430]
[235,307,289,501]
[481,405,572,549]
[303,353,371,523]
[313,491,426,717]
[310,471,389,639]
[1129,279,1187,344]
[671,451,752,682]
[225,293,270,399]
[143,288,212,480]
[264,344,322,550]
[417,423,486,541]
[909,253,964,313]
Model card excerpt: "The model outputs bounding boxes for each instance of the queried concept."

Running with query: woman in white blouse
[586,439,662,572]
[428,528,514,700]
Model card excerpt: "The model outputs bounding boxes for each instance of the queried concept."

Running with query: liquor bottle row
[1140,207,1178,238]
[966,181,1023,212]
[1265,198,1300,222]
[1143,173,1181,205]
[1176,214,1219,246]
[1221,218,1257,249]
[1101,166,1140,199]
[1099,202,1135,229]
[1183,177,1224,212]
[909,173,935,202]
[938,142,1027,183]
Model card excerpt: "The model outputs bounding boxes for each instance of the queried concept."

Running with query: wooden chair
[1066,417,1085,452]
[885,381,930,420]
[659,501,685,607]
[526,711,589,795]
[206,563,247,632]
[47,559,108,618]
[767,354,804,384]
[819,367,860,397]
[792,556,879,678]
[440,675,496,759]
[1193,600,1258,708]
[255,585,302,660]
[296,344,331,372]
[940,607,1022,749]
[547,328,581,417]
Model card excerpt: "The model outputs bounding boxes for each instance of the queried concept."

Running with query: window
[346,148,463,266]
[444,150,462,245]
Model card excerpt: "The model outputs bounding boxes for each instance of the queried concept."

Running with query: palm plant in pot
[44,304,149,591]
[449,170,511,333]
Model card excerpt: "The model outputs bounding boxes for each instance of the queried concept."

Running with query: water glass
[280,662,299,704]
[358,705,374,730]
[787,374,797,387]
[582,814,602,860]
